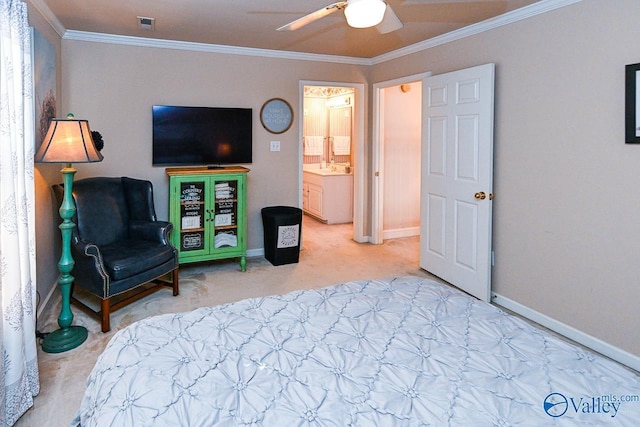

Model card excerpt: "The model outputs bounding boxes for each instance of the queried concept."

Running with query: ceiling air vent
[137,16,155,31]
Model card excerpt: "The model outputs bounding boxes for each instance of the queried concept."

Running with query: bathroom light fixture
[326,96,351,108]
[344,0,387,29]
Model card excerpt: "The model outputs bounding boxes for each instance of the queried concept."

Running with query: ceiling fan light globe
[344,0,386,29]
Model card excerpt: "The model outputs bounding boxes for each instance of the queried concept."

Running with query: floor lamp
[34,114,103,353]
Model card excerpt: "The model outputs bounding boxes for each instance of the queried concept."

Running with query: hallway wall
[382,82,421,238]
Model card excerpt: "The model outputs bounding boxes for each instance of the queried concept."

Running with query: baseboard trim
[37,281,58,320]
[247,248,264,258]
[383,227,420,240]
[492,293,640,372]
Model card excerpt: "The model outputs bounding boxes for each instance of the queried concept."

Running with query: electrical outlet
[270,141,280,152]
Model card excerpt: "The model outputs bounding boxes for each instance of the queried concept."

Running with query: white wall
[370,0,640,356]
[382,82,421,237]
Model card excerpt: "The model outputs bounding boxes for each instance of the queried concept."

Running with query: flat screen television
[152,105,252,166]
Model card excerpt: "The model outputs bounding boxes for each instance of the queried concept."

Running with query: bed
[72,276,640,426]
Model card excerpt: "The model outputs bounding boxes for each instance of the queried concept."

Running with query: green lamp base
[41,325,88,354]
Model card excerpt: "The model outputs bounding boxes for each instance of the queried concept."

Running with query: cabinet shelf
[215,225,238,231]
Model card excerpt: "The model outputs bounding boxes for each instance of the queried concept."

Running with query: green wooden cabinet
[166,166,249,271]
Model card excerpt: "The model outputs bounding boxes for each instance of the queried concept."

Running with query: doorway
[373,66,494,301]
[298,81,366,243]
[372,72,431,244]
[419,64,495,302]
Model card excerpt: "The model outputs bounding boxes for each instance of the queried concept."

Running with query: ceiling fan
[277,0,404,34]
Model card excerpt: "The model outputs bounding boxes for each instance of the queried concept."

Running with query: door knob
[474,191,486,200]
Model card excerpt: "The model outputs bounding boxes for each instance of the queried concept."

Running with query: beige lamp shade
[34,117,103,163]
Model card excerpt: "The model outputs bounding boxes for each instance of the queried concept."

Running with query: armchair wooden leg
[101,299,111,333]
[172,267,179,296]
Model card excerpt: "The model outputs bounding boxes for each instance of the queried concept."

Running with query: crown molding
[371,0,583,64]
[62,31,373,66]
[28,0,65,38]
[33,0,581,66]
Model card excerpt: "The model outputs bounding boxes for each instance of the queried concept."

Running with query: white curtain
[0,0,40,425]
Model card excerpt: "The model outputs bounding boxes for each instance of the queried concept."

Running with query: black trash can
[261,206,302,266]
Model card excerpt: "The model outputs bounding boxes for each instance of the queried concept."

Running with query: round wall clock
[260,98,293,134]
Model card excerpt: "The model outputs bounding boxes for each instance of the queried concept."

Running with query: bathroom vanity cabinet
[302,169,353,224]
[166,166,249,271]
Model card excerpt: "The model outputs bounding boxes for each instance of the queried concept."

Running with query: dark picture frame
[260,98,293,134]
[625,63,640,143]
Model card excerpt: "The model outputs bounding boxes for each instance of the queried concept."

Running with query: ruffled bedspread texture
[72,276,640,426]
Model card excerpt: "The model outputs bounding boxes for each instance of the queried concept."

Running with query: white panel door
[420,63,495,301]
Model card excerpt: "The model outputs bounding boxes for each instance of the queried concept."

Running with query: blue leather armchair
[53,177,179,332]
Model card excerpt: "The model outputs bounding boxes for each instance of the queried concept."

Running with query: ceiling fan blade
[402,0,506,4]
[277,2,347,31]
[376,3,404,34]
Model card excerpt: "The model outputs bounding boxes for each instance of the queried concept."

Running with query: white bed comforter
[72,276,640,426]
